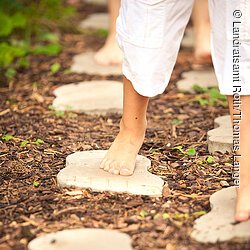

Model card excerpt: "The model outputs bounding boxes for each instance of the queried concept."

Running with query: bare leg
[94,0,122,65]
[100,77,149,176]
[192,0,212,67]
[227,95,250,222]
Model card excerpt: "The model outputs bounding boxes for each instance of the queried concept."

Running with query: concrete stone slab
[28,228,133,250]
[79,13,108,30]
[207,115,232,153]
[191,187,250,243]
[57,150,164,196]
[177,70,218,93]
[52,80,123,115]
[71,51,122,75]
[181,27,194,49]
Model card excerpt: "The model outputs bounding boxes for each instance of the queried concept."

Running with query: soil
[1,1,250,250]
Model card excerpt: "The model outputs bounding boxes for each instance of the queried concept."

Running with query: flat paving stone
[207,115,232,153]
[79,13,108,30]
[191,187,250,243]
[57,150,164,196]
[177,69,218,93]
[71,51,122,75]
[52,80,123,115]
[28,228,133,250]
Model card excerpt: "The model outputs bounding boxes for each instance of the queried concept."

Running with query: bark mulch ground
[1,2,250,250]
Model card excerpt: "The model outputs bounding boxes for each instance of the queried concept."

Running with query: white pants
[116,0,250,97]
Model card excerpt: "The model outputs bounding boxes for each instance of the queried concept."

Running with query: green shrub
[0,0,75,85]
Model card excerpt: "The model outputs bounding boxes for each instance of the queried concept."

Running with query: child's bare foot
[235,157,250,222]
[235,180,250,222]
[100,119,146,176]
[193,31,212,69]
[94,38,122,66]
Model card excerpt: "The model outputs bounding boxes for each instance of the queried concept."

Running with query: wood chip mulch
[1,2,250,250]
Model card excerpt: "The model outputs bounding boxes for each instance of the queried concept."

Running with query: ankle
[119,118,147,136]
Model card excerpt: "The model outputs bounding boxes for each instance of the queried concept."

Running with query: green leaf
[187,148,196,156]
[11,13,27,28]
[192,84,207,94]
[39,32,59,43]
[139,210,148,218]
[195,97,209,106]
[153,213,161,220]
[5,68,16,79]
[173,145,185,154]
[55,110,65,117]
[162,213,170,219]
[20,140,29,148]
[50,62,61,74]
[33,181,40,187]
[33,139,44,145]
[193,211,207,216]
[206,155,214,164]
[94,29,108,37]
[0,13,13,37]
[0,43,14,67]
[32,44,61,56]
[171,119,183,125]
[2,134,14,141]
[209,88,227,101]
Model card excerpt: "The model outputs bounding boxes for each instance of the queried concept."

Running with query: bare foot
[235,179,250,222]
[100,119,146,176]
[192,53,213,70]
[94,38,123,66]
[193,16,212,70]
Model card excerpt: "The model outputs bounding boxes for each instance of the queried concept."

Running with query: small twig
[0,109,10,116]
[53,207,86,216]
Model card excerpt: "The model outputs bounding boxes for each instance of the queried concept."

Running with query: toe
[235,211,250,222]
[100,158,108,169]
[104,159,113,172]
[109,161,118,175]
[113,169,120,175]
[120,168,133,176]
[119,162,134,176]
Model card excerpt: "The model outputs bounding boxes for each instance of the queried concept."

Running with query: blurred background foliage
[0,0,75,84]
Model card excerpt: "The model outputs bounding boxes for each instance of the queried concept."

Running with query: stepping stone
[52,80,123,115]
[71,51,122,75]
[191,187,250,243]
[79,13,108,30]
[177,69,218,93]
[57,150,164,196]
[28,228,133,250]
[207,115,232,153]
[181,27,194,49]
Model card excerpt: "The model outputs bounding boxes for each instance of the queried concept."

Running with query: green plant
[33,138,44,145]
[20,140,28,147]
[171,118,183,125]
[2,134,14,141]
[193,211,207,216]
[33,181,40,187]
[139,210,149,218]
[173,145,197,156]
[0,0,75,85]
[206,155,214,164]
[192,86,227,107]
[50,62,61,74]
